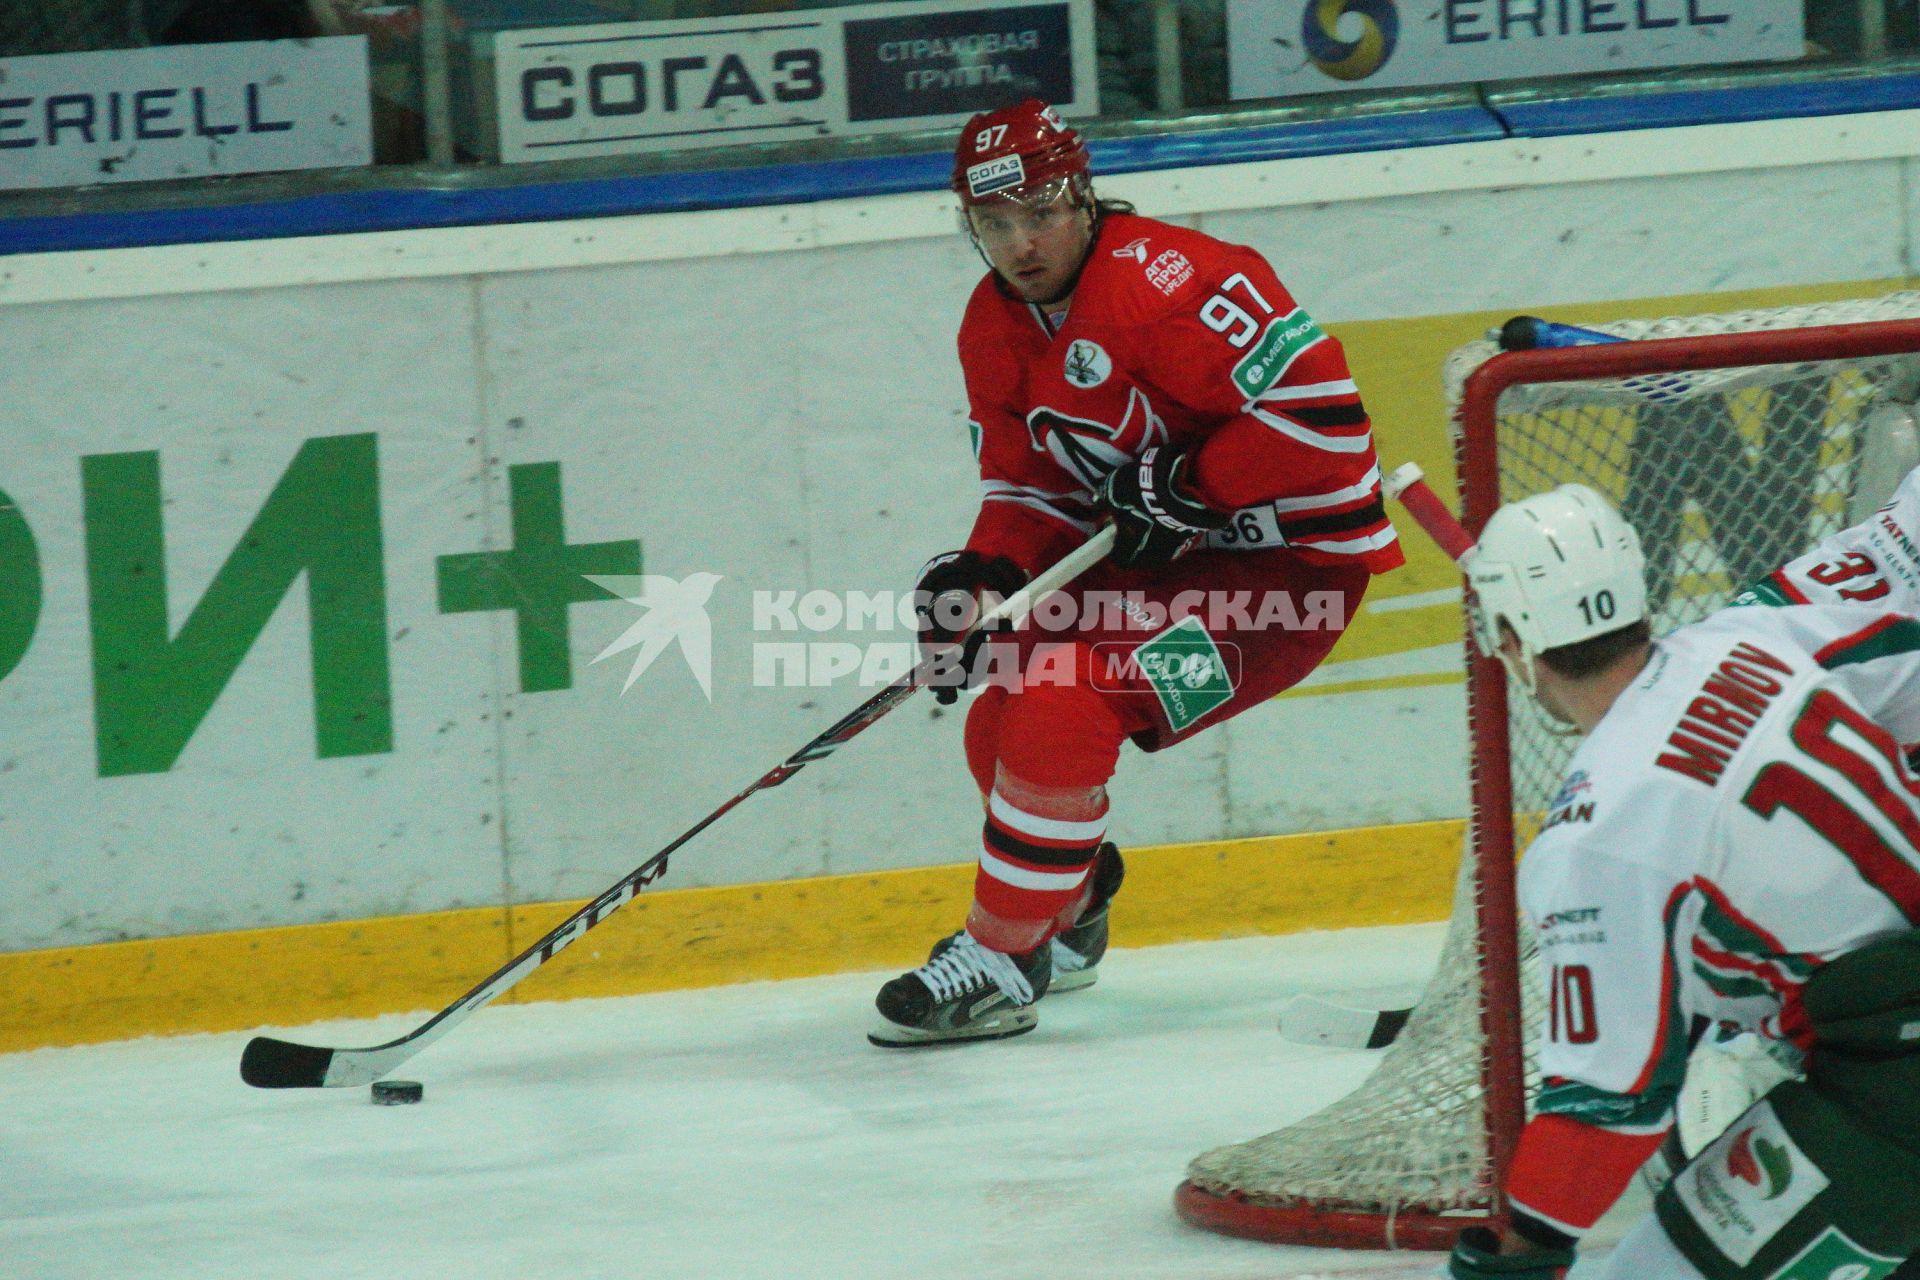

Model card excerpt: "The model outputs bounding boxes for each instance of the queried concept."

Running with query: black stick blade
[1366,1006,1412,1050]
[241,1036,335,1088]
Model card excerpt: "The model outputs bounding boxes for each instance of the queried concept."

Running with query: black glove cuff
[914,551,1028,644]
[1124,447,1232,534]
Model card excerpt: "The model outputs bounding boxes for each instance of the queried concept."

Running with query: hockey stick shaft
[1384,462,1476,565]
[1497,314,1705,404]
[1274,466,1475,1052]
[241,526,1118,1089]
[1496,315,1621,352]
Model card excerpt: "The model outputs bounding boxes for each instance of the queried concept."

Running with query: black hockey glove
[1445,1228,1574,1280]
[1097,446,1231,570]
[914,550,1028,705]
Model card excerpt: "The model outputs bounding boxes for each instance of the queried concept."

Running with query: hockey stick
[1276,463,1476,1051]
[1276,993,1412,1049]
[1384,461,1477,567]
[1496,314,1620,353]
[240,526,1118,1089]
[1497,314,1746,404]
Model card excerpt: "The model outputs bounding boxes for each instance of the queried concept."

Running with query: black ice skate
[921,842,1127,994]
[868,932,1051,1047]
[1048,842,1124,992]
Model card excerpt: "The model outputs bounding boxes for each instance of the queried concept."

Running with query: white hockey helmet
[1467,484,1647,677]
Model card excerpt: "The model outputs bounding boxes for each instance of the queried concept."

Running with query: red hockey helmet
[951,99,1090,207]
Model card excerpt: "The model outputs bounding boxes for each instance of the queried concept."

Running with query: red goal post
[1175,298,1920,1253]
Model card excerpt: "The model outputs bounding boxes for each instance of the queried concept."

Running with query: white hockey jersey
[1521,604,1920,1144]
[1736,464,1920,611]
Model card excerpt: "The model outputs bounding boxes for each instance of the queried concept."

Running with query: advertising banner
[491,0,1095,162]
[1228,0,1803,101]
[0,37,372,190]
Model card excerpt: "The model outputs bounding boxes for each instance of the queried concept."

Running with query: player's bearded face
[969,182,1094,306]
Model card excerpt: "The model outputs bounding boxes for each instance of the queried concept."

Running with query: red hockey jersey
[957,212,1403,578]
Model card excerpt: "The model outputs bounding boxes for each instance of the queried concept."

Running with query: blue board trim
[1487,70,1920,136]
[3,72,1917,257]
[1091,105,1501,172]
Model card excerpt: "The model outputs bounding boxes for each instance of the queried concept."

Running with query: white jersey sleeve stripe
[1248,407,1375,454]
[1504,1196,1592,1240]
[980,479,1090,502]
[1266,464,1383,513]
[1252,378,1360,405]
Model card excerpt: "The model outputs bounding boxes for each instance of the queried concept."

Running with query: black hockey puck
[371,1080,424,1105]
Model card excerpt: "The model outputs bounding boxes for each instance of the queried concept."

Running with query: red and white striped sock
[960,643,1127,955]
[967,778,1108,955]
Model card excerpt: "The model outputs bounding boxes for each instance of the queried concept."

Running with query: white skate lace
[916,934,1034,1005]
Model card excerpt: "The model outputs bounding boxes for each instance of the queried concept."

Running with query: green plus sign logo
[436,461,642,694]
[69,436,641,777]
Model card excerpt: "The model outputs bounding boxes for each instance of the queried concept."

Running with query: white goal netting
[1180,289,1920,1245]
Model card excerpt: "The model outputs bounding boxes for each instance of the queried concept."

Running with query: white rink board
[2,112,1918,948]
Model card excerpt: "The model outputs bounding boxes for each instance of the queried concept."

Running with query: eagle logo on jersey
[1063,340,1111,389]
[1548,771,1592,808]
[1027,387,1169,490]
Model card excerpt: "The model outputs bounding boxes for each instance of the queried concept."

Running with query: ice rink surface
[0,924,1631,1280]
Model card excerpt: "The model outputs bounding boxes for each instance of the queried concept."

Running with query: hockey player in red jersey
[868,100,1404,1047]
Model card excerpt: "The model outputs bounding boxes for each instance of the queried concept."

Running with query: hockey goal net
[1174,290,1920,1251]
